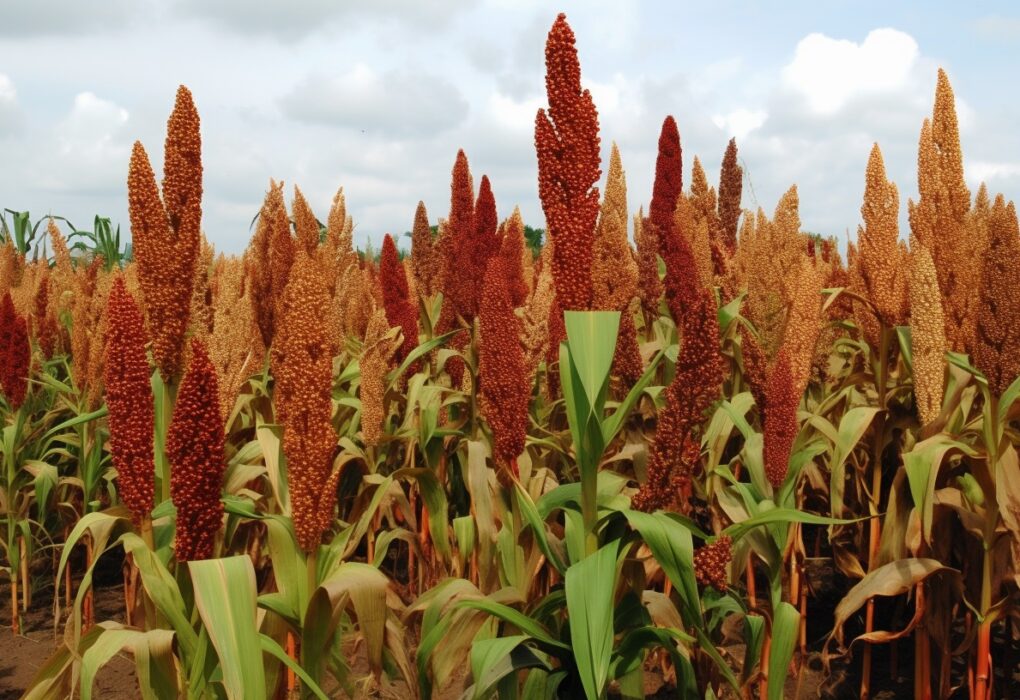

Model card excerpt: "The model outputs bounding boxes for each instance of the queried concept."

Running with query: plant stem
[975,394,1000,700]
[914,583,931,700]
[861,324,890,700]
[19,535,28,610]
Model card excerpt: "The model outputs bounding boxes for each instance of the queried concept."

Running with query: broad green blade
[565,543,619,700]
[189,556,267,700]
[767,602,800,700]
[563,310,619,410]
[623,510,700,628]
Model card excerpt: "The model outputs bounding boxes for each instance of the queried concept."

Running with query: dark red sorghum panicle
[500,209,530,308]
[0,292,30,409]
[717,138,742,258]
[479,254,530,481]
[632,289,723,512]
[380,234,420,373]
[441,149,478,321]
[648,116,701,325]
[535,13,601,312]
[694,535,732,590]
[103,278,155,524]
[167,339,225,561]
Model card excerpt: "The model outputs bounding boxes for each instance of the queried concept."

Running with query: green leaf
[565,542,619,700]
[902,435,975,543]
[305,562,390,683]
[122,534,198,661]
[723,508,863,543]
[563,310,619,411]
[393,467,451,561]
[259,634,329,700]
[468,635,548,699]
[189,556,267,700]
[600,348,665,447]
[767,602,799,700]
[622,510,701,628]
[515,483,567,574]
[828,406,880,516]
[457,599,569,653]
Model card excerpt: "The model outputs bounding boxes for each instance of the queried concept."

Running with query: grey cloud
[280,68,469,138]
[170,0,473,41]
[0,0,138,36]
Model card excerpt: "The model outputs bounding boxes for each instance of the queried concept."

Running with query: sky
[0,0,1018,254]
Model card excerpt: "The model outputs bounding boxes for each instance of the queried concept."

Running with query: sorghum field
[1,11,1017,700]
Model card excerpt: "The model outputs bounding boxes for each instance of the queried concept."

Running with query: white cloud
[34,92,132,195]
[782,28,919,115]
[713,108,768,140]
[967,161,1020,185]
[280,65,469,138]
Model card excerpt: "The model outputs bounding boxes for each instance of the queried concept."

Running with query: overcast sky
[1,0,1018,254]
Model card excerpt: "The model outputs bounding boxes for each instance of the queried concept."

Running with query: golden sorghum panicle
[739,190,803,359]
[189,236,215,342]
[0,239,20,299]
[499,207,530,308]
[319,186,354,301]
[0,292,30,409]
[910,72,980,354]
[85,270,114,410]
[632,288,723,512]
[271,253,339,552]
[70,258,100,391]
[782,257,823,398]
[545,294,566,398]
[410,200,440,298]
[103,278,154,524]
[292,186,321,256]
[380,234,420,372]
[857,143,909,328]
[129,86,202,382]
[741,325,769,412]
[717,138,743,259]
[263,179,295,346]
[592,143,642,383]
[592,143,637,313]
[694,535,732,590]
[974,197,1020,396]
[341,262,376,342]
[689,157,719,286]
[209,255,263,422]
[932,69,971,224]
[247,180,294,348]
[479,254,530,476]
[910,242,947,425]
[167,339,225,561]
[360,308,400,448]
[763,349,799,488]
[675,193,713,300]
[535,13,601,312]
[522,244,556,376]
